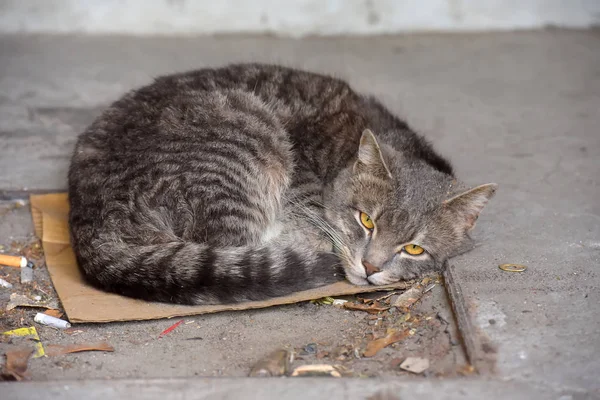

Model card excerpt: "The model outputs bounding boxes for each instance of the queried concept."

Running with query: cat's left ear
[354,129,392,179]
[443,183,498,232]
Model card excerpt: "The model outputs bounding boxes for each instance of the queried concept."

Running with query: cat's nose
[362,259,381,276]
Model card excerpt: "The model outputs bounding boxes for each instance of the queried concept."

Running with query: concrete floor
[0,30,599,398]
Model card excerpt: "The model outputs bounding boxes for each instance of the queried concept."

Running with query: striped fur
[68,63,496,305]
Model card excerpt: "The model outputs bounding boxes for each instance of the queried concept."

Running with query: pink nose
[362,260,381,276]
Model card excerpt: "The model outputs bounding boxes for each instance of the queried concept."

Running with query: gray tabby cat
[68,63,497,305]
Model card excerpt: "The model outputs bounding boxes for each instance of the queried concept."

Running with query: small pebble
[303,343,317,355]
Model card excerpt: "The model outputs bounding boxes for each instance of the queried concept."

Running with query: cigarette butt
[34,312,71,329]
[0,254,27,268]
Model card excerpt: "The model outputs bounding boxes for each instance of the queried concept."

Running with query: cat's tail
[76,240,344,305]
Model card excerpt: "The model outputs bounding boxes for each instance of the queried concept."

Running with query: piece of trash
[158,319,184,338]
[0,254,27,268]
[458,364,476,376]
[44,309,64,319]
[1,348,34,381]
[363,329,410,358]
[343,301,389,314]
[316,350,329,359]
[423,283,437,293]
[34,312,71,329]
[2,327,45,358]
[20,263,34,284]
[302,343,318,355]
[0,278,13,288]
[249,349,290,377]
[6,293,59,311]
[392,285,424,309]
[499,263,527,272]
[399,357,430,374]
[63,328,84,335]
[332,299,348,306]
[290,364,342,378]
[310,296,335,305]
[45,342,114,357]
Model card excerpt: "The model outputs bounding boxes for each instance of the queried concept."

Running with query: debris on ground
[498,263,527,272]
[301,343,318,355]
[310,296,335,305]
[6,293,59,311]
[392,285,424,309]
[20,262,34,284]
[2,327,45,358]
[158,319,184,338]
[399,357,430,374]
[0,278,13,288]
[0,254,27,268]
[45,342,114,357]
[248,349,291,377]
[363,329,410,357]
[290,364,343,378]
[63,328,85,336]
[34,312,71,329]
[1,348,34,381]
[457,364,476,376]
[43,309,64,319]
[343,301,389,314]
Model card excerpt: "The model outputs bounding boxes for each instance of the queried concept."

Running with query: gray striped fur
[68,63,496,305]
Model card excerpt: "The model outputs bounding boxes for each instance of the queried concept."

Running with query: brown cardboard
[30,193,410,323]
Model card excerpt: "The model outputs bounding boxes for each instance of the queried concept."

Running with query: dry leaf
[248,349,290,377]
[45,342,114,357]
[392,286,424,309]
[44,309,64,319]
[1,348,34,380]
[363,330,409,357]
[343,301,389,314]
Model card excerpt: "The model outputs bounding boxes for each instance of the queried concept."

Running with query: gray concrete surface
[0,377,577,400]
[0,30,599,398]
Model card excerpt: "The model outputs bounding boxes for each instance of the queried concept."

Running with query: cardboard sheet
[30,193,410,323]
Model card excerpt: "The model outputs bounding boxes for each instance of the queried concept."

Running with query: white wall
[1,0,598,37]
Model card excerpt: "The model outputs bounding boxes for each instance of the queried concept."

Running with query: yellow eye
[404,244,425,256]
[359,212,374,230]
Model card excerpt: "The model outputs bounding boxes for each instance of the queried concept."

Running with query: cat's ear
[354,129,392,178]
[443,183,498,232]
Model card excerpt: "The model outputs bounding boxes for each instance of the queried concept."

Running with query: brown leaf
[248,349,290,377]
[363,330,409,357]
[343,301,389,314]
[45,342,114,357]
[392,286,424,309]
[316,350,329,359]
[1,348,34,381]
[44,309,64,319]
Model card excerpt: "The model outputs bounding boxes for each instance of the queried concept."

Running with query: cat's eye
[403,244,425,256]
[359,212,374,230]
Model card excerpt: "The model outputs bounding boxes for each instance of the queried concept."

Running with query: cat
[68,63,497,305]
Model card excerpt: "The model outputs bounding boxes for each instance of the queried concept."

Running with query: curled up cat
[68,63,497,305]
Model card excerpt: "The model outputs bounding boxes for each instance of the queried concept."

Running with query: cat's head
[325,129,497,286]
